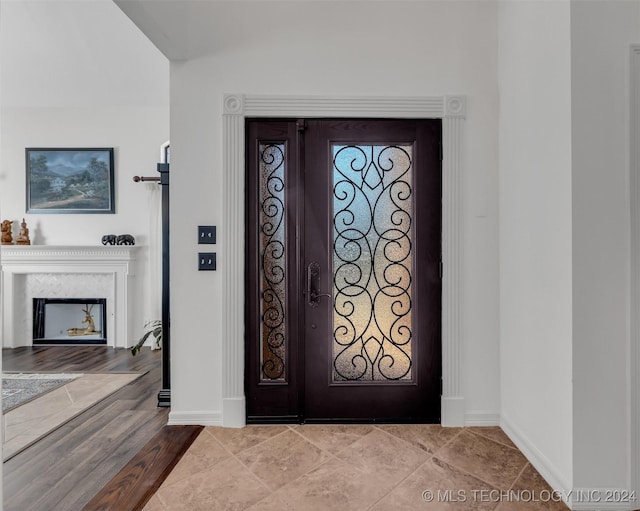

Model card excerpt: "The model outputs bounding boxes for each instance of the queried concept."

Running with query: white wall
[0,0,169,345]
[571,0,640,493]
[498,0,573,492]
[0,0,168,109]
[499,0,640,502]
[167,1,500,424]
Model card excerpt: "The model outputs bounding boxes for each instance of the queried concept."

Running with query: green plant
[131,320,162,356]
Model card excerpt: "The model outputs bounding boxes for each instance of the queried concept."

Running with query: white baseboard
[500,413,572,499]
[166,398,246,427]
[464,412,500,426]
[167,411,222,426]
[500,415,638,510]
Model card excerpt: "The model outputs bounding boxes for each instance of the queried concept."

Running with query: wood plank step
[81,425,203,511]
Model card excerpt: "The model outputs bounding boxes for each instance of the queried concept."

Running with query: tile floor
[144,425,569,511]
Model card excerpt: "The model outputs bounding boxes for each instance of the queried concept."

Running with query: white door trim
[221,94,466,427]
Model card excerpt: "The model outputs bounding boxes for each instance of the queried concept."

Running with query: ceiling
[114,0,440,61]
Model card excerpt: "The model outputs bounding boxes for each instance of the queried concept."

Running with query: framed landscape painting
[26,148,115,213]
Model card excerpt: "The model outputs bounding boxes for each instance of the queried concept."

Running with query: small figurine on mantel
[1,220,13,245]
[14,218,30,245]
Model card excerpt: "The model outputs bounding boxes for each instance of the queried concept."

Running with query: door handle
[307,262,331,307]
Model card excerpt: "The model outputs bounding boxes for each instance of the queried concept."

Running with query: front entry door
[246,119,442,423]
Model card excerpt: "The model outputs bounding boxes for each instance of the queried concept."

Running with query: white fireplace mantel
[1,245,139,348]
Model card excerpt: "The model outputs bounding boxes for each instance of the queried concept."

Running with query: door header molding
[223,94,466,119]
[221,93,466,427]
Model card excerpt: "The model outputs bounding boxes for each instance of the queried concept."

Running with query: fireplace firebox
[33,298,107,345]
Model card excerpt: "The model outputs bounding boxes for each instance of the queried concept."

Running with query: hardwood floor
[3,346,169,511]
[82,425,203,511]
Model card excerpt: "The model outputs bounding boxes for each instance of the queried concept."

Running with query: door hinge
[439,261,443,279]
[296,119,306,132]
[438,142,443,161]
[440,378,443,396]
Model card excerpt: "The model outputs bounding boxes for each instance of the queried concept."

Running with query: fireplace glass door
[33,298,107,345]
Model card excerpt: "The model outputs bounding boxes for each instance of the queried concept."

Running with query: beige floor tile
[369,456,498,511]
[467,426,517,449]
[162,428,231,486]
[147,425,563,511]
[493,464,570,510]
[294,424,374,454]
[246,493,291,511]
[435,430,528,490]
[236,429,329,490]
[142,494,167,511]
[157,457,269,511]
[271,457,395,511]
[335,428,429,482]
[207,425,289,454]
[377,424,463,454]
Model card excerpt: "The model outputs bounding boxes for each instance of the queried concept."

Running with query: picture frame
[26,148,115,214]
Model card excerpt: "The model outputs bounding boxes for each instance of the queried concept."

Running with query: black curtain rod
[133,176,161,182]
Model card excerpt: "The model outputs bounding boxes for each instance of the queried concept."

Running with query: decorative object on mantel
[1,220,13,245]
[102,234,135,245]
[67,304,102,337]
[101,234,116,245]
[130,320,162,356]
[116,234,135,245]
[14,218,30,245]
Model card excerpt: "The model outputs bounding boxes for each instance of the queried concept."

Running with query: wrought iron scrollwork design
[259,143,286,381]
[332,144,414,381]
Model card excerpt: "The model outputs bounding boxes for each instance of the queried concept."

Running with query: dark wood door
[246,118,442,423]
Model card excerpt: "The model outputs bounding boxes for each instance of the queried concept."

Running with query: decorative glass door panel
[259,143,286,382]
[246,118,441,423]
[246,121,301,421]
[332,144,414,382]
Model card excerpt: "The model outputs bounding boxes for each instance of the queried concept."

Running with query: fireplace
[1,245,138,348]
[33,298,107,345]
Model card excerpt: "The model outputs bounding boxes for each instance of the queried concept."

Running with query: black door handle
[307,262,331,307]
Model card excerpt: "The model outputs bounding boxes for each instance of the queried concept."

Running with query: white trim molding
[168,411,222,427]
[222,94,466,427]
[464,412,500,427]
[630,44,640,503]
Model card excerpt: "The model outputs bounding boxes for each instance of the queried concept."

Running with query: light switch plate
[198,226,216,244]
[198,252,216,271]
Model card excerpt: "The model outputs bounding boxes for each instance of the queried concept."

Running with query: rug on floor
[2,373,83,412]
